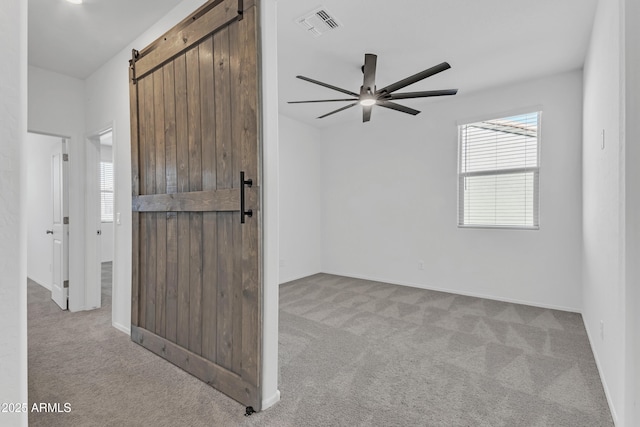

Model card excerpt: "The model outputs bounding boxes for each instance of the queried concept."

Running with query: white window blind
[458,112,540,228]
[100,161,114,222]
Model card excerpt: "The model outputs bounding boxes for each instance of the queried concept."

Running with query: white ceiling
[29,0,181,79]
[278,0,598,128]
[28,0,598,127]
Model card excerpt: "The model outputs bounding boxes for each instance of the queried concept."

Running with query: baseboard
[583,320,619,425]
[112,321,130,335]
[320,270,582,313]
[28,276,51,291]
[262,389,280,410]
[279,270,322,285]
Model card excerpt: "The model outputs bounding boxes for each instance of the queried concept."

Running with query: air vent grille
[296,7,342,38]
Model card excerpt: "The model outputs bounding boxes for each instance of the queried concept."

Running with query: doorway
[26,132,70,309]
[86,126,116,316]
[99,130,115,309]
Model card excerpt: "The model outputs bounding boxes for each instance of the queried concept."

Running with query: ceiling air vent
[296,7,342,38]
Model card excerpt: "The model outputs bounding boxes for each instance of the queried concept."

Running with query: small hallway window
[100,161,114,222]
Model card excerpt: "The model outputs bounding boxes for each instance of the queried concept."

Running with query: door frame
[259,0,281,410]
[86,122,116,314]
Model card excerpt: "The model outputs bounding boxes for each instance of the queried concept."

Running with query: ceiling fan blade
[363,105,373,122]
[377,100,421,116]
[377,62,451,95]
[318,102,359,119]
[288,98,358,104]
[362,53,377,93]
[297,75,359,97]
[387,89,458,100]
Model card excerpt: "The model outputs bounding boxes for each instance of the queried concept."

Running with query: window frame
[457,111,542,230]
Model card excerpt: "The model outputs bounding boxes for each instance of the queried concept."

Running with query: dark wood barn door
[128,0,261,410]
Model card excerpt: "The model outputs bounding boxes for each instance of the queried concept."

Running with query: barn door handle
[240,171,253,224]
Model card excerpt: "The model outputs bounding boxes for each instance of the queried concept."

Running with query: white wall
[26,133,60,289]
[0,0,28,424]
[582,0,625,423]
[28,66,86,311]
[83,0,281,409]
[101,222,114,263]
[321,70,584,311]
[582,0,640,425]
[624,0,640,423]
[261,0,281,408]
[278,115,322,283]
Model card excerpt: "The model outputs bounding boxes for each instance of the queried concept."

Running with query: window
[100,161,114,222]
[458,111,540,229]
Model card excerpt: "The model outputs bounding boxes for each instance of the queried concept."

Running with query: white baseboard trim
[279,271,323,285]
[321,270,582,313]
[262,389,280,410]
[112,321,130,335]
[28,276,51,291]
[583,320,619,425]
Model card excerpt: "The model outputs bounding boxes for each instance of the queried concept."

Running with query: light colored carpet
[28,272,613,426]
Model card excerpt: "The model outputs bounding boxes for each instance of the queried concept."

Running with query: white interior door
[51,141,69,309]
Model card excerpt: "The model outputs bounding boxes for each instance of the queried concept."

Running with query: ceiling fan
[289,53,458,122]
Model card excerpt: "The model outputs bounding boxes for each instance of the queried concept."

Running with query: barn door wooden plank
[213,25,234,371]
[231,5,260,385]
[163,60,179,343]
[132,189,243,212]
[153,68,168,337]
[199,34,219,363]
[142,74,158,333]
[138,75,149,330]
[174,53,191,350]
[226,22,244,375]
[186,46,203,356]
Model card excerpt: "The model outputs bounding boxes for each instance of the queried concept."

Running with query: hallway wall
[0,0,28,424]
[28,65,86,311]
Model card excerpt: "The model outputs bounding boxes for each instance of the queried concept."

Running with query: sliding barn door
[128,0,262,410]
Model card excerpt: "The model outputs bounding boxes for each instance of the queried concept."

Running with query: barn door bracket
[129,49,140,84]
[240,171,253,224]
[237,0,244,20]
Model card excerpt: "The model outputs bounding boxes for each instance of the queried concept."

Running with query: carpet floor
[28,271,613,426]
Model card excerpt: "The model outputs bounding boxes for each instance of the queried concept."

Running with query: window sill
[457,224,539,231]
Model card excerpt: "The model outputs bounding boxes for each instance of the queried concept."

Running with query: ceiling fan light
[360,98,376,106]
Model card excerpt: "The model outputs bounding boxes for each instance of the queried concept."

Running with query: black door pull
[240,171,253,224]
